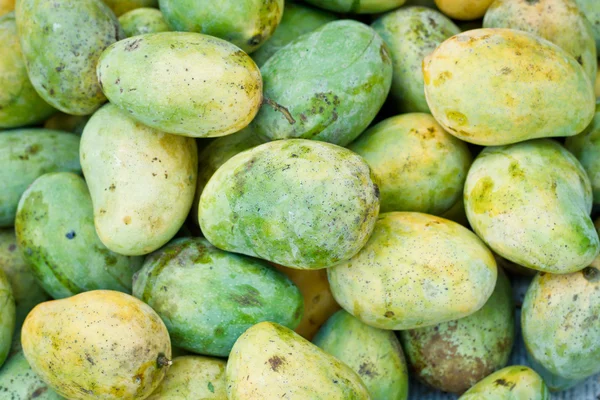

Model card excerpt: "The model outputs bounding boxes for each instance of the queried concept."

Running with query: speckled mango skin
[464,139,600,273]
[522,263,600,382]
[313,310,409,400]
[226,322,370,399]
[199,139,380,269]
[0,268,14,368]
[22,290,172,400]
[304,0,406,13]
[435,0,493,20]
[400,269,514,394]
[15,173,143,299]
[15,0,122,115]
[252,3,336,67]
[102,0,157,16]
[133,237,303,357]
[483,0,597,82]
[575,0,600,52]
[253,20,392,146]
[147,356,226,399]
[458,366,549,400]
[0,13,55,129]
[372,7,460,113]
[43,113,90,136]
[0,350,64,400]
[328,212,497,330]
[0,129,80,227]
[119,8,169,37]
[349,113,471,215]
[97,32,262,138]
[423,28,595,145]
[81,104,197,256]
[159,0,283,53]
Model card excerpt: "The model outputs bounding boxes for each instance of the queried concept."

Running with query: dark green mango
[0,350,64,399]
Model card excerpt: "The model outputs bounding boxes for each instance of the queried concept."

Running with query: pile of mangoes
[0,0,599,399]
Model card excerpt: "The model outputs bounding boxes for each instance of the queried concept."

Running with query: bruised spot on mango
[446,111,467,126]
[470,177,495,215]
[434,71,453,86]
[123,216,132,225]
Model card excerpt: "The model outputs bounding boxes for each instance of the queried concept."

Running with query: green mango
[0,229,49,329]
[81,104,197,256]
[0,129,80,227]
[464,139,600,273]
[97,32,262,138]
[483,0,596,82]
[328,212,497,330]
[575,0,600,52]
[0,12,55,129]
[348,113,471,215]
[43,113,90,135]
[22,290,172,400]
[15,0,122,115]
[0,350,64,399]
[458,366,549,400]
[102,0,157,16]
[226,322,370,399]
[199,139,380,269]
[400,269,514,394]
[303,0,406,13]
[159,0,283,53]
[525,352,581,392]
[423,28,595,145]
[118,7,169,37]
[15,172,143,299]
[0,268,14,368]
[372,7,460,113]
[313,310,409,400]
[133,237,303,357]
[253,20,393,146]
[252,3,336,67]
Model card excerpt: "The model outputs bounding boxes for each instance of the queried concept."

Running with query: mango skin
[0,268,14,368]
[522,263,600,382]
[253,20,393,146]
[483,0,597,82]
[226,322,370,399]
[97,32,262,138]
[0,0,14,16]
[372,7,460,113]
[458,366,549,400]
[0,129,80,227]
[252,3,336,67]
[199,139,380,270]
[81,104,197,256]
[147,356,226,399]
[102,0,157,16]
[22,290,172,400]
[159,0,283,53]
[133,237,303,357]
[0,13,55,129]
[328,212,497,330]
[349,113,471,215]
[119,8,169,37]
[43,113,90,135]
[435,0,493,20]
[304,0,406,13]
[575,0,600,52]
[400,269,514,394]
[15,0,122,115]
[0,350,64,399]
[464,139,600,273]
[423,28,595,145]
[314,310,409,400]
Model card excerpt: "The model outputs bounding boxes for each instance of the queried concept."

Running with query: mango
[252,3,336,67]
[0,268,14,368]
[372,7,460,113]
[0,0,14,16]
[147,356,226,399]
[423,28,595,145]
[253,20,393,146]
[441,197,469,227]
[464,139,600,273]
[0,350,64,399]
[596,65,600,97]
[328,212,497,330]
[483,0,597,82]
[119,8,169,37]
[349,113,471,215]
[522,262,600,382]
[525,353,581,391]
[159,0,283,53]
[44,113,90,135]
[226,322,370,399]
[303,0,406,13]
[458,366,549,400]
[80,104,197,256]
[435,0,493,20]
[15,0,122,115]
[0,12,55,129]
[16,172,143,299]
[133,237,303,357]
[102,0,157,16]
[199,139,380,269]
[22,290,172,400]
[400,269,514,394]
[314,310,409,400]
[0,129,80,227]
[575,0,600,52]
[97,32,262,138]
